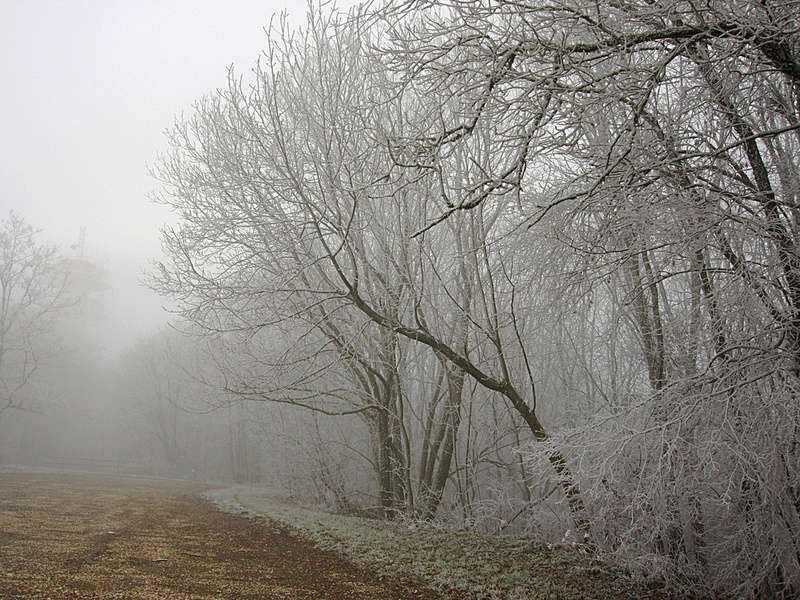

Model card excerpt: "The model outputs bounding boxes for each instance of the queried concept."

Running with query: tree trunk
[419,358,465,520]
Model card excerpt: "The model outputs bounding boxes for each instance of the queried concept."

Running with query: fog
[2,2,799,597]
[1,0,304,351]
[0,0,321,481]
[0,0,360,481]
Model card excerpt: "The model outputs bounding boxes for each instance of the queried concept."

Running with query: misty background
[1,0,303,349]
[0,0,327,485]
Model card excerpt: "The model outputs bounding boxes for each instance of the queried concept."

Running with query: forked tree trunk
[418,356,465,520]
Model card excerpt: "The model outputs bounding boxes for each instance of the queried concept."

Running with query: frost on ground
[205,486,667,600]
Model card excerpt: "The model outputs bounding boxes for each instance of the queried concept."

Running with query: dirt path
[0,472,456,599]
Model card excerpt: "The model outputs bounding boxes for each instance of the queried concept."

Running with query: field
[0,472,449,599]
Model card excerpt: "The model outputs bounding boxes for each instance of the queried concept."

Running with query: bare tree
[0,212,67,418]
[151,1,601,534]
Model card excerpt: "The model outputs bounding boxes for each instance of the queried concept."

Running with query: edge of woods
[204,486,672,600]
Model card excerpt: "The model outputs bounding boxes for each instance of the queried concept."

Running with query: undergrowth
[204,486,667,600]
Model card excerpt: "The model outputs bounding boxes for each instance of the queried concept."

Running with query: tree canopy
[152,2,800,597]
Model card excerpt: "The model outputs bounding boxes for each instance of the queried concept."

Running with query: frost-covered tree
[375,0,800,596]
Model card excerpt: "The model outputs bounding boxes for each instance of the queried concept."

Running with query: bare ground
[0,472,458,600]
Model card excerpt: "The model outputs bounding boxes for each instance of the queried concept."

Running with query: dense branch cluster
[152,2,800,597]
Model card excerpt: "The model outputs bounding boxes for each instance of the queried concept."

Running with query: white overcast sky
[0,1,341,351]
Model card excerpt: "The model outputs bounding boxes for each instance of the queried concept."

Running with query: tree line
[150,2,800,597]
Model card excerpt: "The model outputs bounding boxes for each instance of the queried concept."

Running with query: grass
[204,486,663,600]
